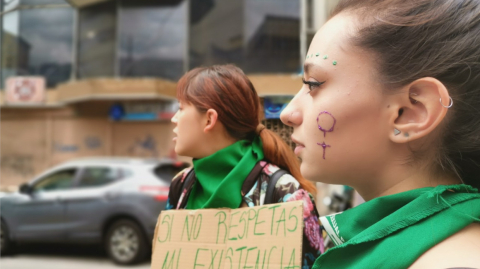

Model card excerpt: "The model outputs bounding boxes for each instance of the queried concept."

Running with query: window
[78,167,121,187]
[154,163,189,182]
[243,0,300,73]
[77,1,116,78]
[1,0,74,88]
[32,168,77,192]
[118,0,186,80]
[189,0,300,73]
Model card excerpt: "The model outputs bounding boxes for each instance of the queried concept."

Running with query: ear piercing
[394,128,410,137]
[409,93,419,104]
[440,96,453,108]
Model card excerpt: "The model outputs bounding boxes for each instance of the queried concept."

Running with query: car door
[63,166,123,243]
[12,167,78,242]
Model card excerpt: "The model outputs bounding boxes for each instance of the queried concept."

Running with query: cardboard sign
[151,200,304,269]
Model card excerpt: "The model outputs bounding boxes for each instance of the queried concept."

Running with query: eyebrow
[304,62,313,74]
[304,62,325,74]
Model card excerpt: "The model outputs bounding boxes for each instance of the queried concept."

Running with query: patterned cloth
[166,161,323,268]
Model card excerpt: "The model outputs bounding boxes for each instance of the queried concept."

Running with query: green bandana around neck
[185,136,264,210]
[315,184,480,268]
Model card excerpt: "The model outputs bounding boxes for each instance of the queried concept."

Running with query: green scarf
[315,184,480,269]
[185,136,264,210]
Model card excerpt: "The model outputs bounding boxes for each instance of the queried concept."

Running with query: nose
[280,95,302,127]
[171,110,179,124]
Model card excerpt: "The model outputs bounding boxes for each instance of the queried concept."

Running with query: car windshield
[153,162,189,183]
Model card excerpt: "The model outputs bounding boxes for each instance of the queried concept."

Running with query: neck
[197,132,238,159]
[354,163,461,201]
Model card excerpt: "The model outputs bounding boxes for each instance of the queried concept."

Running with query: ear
[203,108,219,133]
[389,77,450,143]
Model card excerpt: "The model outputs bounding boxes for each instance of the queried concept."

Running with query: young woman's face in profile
[171,101,206,158]
[281,13,395,186]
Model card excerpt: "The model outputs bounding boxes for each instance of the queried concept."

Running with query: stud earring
[394,128,401,136]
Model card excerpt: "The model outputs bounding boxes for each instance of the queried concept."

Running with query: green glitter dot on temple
[333,61,337,65]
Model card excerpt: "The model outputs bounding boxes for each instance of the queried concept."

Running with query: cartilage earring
[394,128,401,136]
[409,93,418,104]
[440,97,453,108]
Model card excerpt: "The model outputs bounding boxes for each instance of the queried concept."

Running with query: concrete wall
[0,106,178,189]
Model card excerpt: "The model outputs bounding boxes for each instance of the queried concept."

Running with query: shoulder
[169,167,193,193]
[409,223,480,268]
[171,167,192,183]
[261,162,300,190]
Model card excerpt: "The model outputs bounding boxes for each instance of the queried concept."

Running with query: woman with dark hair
[165,64,322,267]
[280,0,480,268]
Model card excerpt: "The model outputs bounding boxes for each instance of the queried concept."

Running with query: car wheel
[105,219,148,265]
[1,220,13,256]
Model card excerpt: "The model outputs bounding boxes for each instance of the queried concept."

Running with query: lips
[172,129,177,142]
[291,136,305,147]
[291,136,305,155]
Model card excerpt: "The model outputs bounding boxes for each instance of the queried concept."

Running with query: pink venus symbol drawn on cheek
[317,142,331,159]
[317,111,336,137]
[316,111,336,159]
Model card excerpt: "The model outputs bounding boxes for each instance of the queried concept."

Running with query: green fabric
[315,184,480,269]
[185,136,264,210]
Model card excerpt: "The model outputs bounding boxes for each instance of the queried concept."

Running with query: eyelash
[302,78,325,93]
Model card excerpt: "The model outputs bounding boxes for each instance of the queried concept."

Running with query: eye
[302,78,325,93]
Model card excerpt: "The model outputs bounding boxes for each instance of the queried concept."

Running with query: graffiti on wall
[0,155,35,177]
[128,135,158,157]
[54,142,79,152]
[53,136,103,153]
[84,136,102,149]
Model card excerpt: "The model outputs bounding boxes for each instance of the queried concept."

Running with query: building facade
[0,0,339,189]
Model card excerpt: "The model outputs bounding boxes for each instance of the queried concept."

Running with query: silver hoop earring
[440,97,453,108]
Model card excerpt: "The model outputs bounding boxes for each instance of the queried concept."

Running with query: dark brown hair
[176,64,316,194]
[332,0,480,189]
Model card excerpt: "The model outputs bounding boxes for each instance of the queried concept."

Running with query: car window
[154,163,190,183]
[78,167,121,188]
[32,169,77,192]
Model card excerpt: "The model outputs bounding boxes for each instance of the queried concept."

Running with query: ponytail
[260,129,317,195]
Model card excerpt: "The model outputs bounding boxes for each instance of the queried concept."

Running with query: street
[0,244,150,269]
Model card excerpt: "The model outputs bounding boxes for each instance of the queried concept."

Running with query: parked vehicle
[0,157,189,265]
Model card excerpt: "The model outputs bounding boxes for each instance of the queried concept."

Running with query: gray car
[0,157,189,265]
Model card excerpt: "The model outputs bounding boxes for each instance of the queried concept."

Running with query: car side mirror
[19,183,33,195]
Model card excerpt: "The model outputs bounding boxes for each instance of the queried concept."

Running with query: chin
[175,146,195,159]
[174,145,186,157]
[300,166,320,183]
[301,165,334,184]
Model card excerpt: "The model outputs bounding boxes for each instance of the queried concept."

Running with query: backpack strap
[264,169,288,205]
[173,169,197,209]
[241,161,268,196]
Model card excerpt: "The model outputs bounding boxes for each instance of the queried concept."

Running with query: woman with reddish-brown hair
[165,64,322,268]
